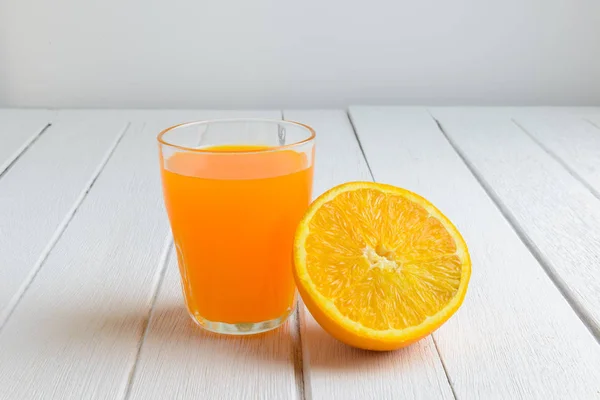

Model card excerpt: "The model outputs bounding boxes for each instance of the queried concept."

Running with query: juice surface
[161,145,313,323]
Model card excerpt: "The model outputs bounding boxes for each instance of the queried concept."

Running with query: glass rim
[157,118,316,154]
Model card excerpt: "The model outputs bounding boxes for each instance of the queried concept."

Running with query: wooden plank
[281,110,454,400]
[0,111,127,325]
[0,110,287,399]
[510,111,600,198]
[349,106,600,399]
[431,107,600,336]
[119,111,308,400]
[0,109,54,175]
[0,115,154,400]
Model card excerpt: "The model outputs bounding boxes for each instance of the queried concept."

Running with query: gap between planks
[429,112,600,343]
[346,111,376,181]
[282,109,308,400]
[346,110,458,400]
[0,122,130,331]
[512,118,600,202]
[0,123,52,180]
[584,117,600,131]
[122,237,174,400]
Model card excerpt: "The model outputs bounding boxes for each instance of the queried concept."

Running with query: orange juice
[160,145,313,325]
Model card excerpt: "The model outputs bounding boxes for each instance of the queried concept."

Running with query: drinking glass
[158,119,315,334]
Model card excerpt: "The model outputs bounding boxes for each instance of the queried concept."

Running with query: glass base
[187,306,294,335]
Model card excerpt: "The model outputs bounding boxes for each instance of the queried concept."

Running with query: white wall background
[1,0,599,108]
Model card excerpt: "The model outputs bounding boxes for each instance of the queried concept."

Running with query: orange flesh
[161,145,313,323]
[304,188,462,331]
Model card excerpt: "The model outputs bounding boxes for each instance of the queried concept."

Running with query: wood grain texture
[0,111,127,324]
[510,111,600,198]
[0,109,54,175]
[124,110,308,400]
[431,107,600,337]
[350,106,600,399]
[283,110,454,400]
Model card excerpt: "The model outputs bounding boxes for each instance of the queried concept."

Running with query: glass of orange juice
[158,119,315,335]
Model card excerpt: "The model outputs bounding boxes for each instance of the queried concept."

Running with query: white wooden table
[1,107,600,400]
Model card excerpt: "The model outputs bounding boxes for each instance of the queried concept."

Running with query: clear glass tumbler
[158,119,315,335]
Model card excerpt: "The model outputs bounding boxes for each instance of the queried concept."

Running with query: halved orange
[293,182,471,350]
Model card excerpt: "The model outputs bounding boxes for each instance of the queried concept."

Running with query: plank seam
[429,113,600,342]
[293,301,308,400]
[0,123,52,180]
[511,118,600,201]
[583,117,600,131]
[122,236,173,400]
[432,335,458,400]
[346,110,376,181]
[282,109,307,400]
[0,122,131,331]
[298,305,314,400]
